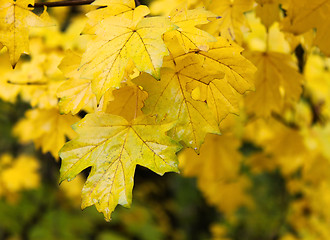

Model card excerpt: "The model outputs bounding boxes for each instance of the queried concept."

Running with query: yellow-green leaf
[59,113,181,221]
[187,37,256,122]
[80,6,177,100]
[193,37,255,94]
[134,54,220,151]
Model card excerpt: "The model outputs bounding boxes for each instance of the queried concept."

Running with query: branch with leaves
[1,2,330,239]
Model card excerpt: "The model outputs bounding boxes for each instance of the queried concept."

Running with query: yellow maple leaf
[244,11,291,53]
[57,78,95,115]
[105,84,148,122]
[244,118,308,176]
[0,0,52,67]
[13,108,79,158]
[194,37,255,94]
[265,124,307,176]
[30,16,89,51]
[150,0,202,15]
[179,133,251,215]
[59,113,181,221]
[134,55,220,151]
[0,49,20,102]
[306,123,330,160]
[0,154,40,202]
[186,37,256,122]
[83,0,135,34]
[255,0,281,28]
[5,38,65,109]
[304,53,330,118]
[164,6,217,52]
[244,51,303,117]
[57,50,96,114]
[0,154,40,192]
[281,0,330,56]
[80,5,177,100]
[203,0,254,44]
[135,37,254,149]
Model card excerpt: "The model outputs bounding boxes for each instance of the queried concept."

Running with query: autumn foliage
[1,0,330,239]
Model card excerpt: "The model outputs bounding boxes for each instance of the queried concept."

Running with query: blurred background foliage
[1,0,330,239]
[0,97,298,239]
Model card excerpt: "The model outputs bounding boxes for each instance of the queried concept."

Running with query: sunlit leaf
[59,113,181,221]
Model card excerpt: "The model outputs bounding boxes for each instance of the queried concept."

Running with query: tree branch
[271,112,300,130]
[33,0,141,8]
[7,80,47,85]
[33,0,94,8]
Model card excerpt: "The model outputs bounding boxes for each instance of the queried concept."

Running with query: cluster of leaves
[1,0,330,239]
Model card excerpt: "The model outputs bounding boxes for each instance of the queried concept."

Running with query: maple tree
[1,0,330,239]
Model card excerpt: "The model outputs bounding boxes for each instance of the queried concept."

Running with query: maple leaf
[203,0,254,44]
[57,78,95,115]
[59,113,181,221]
[244,51,303,117]
[105,84,148,122]
[0,154,40,193]
[304,53,330,119]
[57,50,96,115]
[245,118,308,176]
[5,38,66,109]
[164,6,217,52]
[150,0,201,15]
[134,56,220,151]
[244,11,291,53]
[135,37,255,149]
[83,0,136,34]
[255,0,280,28]
[80,5,177,100]
[187,37,256,122]
[0,0,52,67]
[192,37,255,95]
[13,108,79,158]
[179,133,251,215]
[281,0,330,56]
